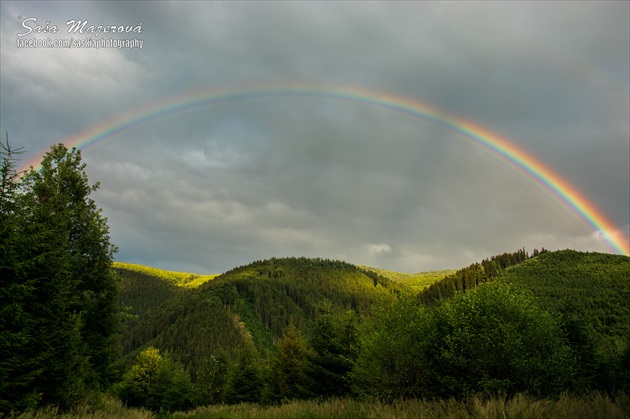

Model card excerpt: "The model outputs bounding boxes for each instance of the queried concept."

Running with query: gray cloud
[2,1,628,273]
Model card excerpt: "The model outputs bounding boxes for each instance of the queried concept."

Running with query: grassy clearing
[113,262,218,288]
[361,266,456,291]
[10,394,153,419]
[173,393,630,419]
[9,393,629,418]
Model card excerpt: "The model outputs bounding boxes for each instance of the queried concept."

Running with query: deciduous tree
[117,346,196,413]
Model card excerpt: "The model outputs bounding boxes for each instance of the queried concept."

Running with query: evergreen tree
[0,136,42,412]
[0,142,119,411]
[223,344,263,404]
[309,303,357,397]
[22,144,119,388]
[275,324,312,400]
[0,133,23,214]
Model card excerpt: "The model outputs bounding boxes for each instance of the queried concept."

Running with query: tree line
[417,248,548,303]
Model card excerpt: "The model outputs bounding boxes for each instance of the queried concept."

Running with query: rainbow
[20,83,630,256]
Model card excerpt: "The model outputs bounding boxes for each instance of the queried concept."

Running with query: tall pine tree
[0,142,119,412]
[275,324,312,400]
[309,303,357,398]
[0,135,43,412]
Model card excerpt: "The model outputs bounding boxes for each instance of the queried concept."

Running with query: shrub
[432,283,577,397]
[351,283,578,399]
[116,347,197,413]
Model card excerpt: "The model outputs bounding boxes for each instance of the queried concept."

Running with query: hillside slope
[496,250,630,342]
[114,257,409,382]
[113,262,218,288]
[359,265,456,291]
[114,250,630,402]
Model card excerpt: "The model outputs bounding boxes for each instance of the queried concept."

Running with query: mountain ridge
[113,259,455,291]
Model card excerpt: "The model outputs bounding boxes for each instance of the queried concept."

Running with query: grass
[9,393,629,418]
[113,262,218,288]
[10,394,152,419]
[173,393,630,419]
[361,266,456,291]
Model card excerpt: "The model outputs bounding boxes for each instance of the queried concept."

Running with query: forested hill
[116,250,630,365]
[415,249,630,341]
[496,250,630,342]
[113,250,630,409]
[114,257,410,387]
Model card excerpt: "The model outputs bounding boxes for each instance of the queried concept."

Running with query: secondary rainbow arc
[20,83,630,256]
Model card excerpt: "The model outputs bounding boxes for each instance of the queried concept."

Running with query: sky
[1,1,628,274]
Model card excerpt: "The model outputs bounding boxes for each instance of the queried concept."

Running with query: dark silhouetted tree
[223,344,263,404]
[1,142,118,411]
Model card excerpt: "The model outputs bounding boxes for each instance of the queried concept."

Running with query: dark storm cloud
[1,1,628,273]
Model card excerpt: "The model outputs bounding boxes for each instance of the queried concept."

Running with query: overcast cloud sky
[1,1,628,273]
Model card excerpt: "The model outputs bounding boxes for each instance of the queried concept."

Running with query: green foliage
[497,250,630,339]
[308,302,358,398]
[360,266,456,291]
[274,325,313,401]
[113,249,630,408]
[352,283,577,399]
[418,248,541,303]
[495,250,630,392]
[117,346,196,413]
[113,262,218,288]
[222,345,263,405]
[0,132,23,214]
[210,257,405,341]
[0,135,42,413]
[431,283,576,397]
[196,353,230,406]
[114,256,405,405]
[1,142,118,413]
[350,296,437,400]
